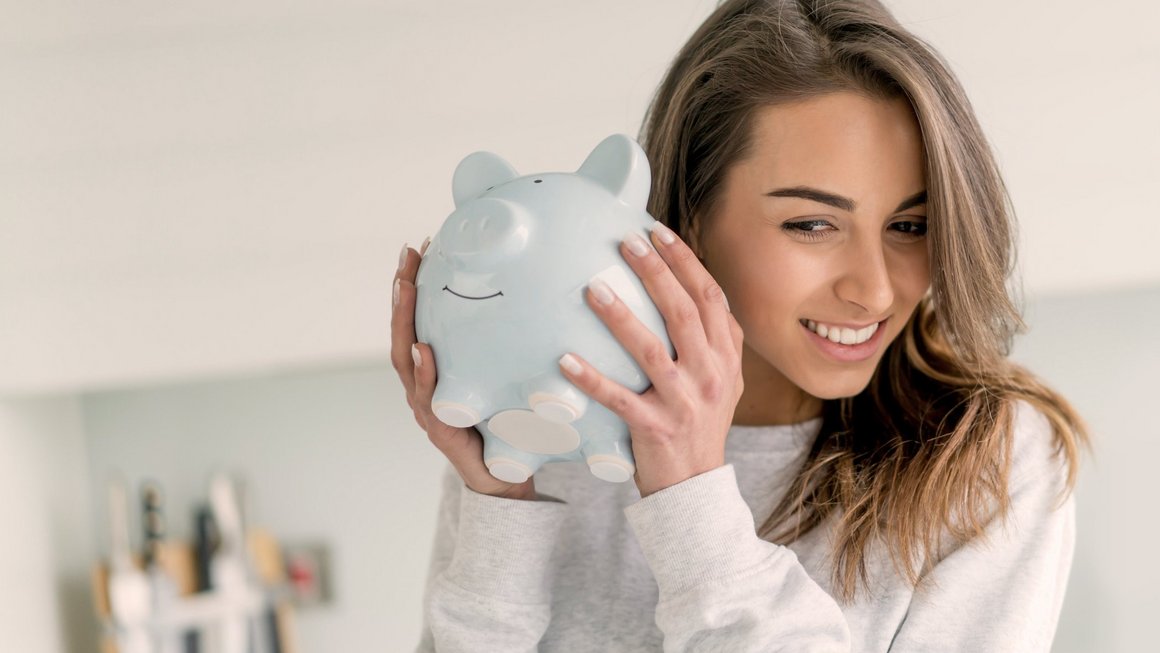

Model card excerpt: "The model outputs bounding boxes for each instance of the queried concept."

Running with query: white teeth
[802,319,878,345]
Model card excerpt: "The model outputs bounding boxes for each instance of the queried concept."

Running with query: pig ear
[575,134,651,209]
[452,151,519,207]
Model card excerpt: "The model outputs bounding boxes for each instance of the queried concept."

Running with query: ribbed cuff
[623,464,782,596]
[444,484,570,604]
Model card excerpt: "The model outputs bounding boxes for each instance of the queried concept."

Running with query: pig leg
[430,378,491,429]
[524,373,589,424]
[478,422,547,484]
[580,435,636,483]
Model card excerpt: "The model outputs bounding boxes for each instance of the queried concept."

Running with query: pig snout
[439,198,531,270]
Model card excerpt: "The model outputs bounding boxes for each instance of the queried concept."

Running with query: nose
[438,197,531,269]
[833,236,894,318]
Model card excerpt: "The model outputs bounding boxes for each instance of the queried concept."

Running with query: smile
[800,316,889,363]
[443,286,503,300]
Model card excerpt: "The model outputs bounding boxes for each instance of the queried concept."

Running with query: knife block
[91,528,298,653]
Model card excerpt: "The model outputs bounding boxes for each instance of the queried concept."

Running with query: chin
[797,370,875,401]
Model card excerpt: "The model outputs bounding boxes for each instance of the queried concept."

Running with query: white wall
[2,0,1157,396]
[0,398,97,653]
[1009,285,1160,652]
[0,0,720,395]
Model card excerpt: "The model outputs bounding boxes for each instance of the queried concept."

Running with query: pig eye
[534,179,542,183]
[487,186,494,191]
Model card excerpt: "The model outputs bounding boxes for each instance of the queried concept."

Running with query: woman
[393,0,1091,650]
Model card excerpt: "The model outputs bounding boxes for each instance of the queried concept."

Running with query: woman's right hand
[391,238,539,501]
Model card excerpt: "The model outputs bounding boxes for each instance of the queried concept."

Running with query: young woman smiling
[394,1,1091,650]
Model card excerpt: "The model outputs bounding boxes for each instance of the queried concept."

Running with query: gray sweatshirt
[416,399,1076,652]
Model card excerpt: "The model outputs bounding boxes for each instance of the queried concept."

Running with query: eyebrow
[765,186,927,213]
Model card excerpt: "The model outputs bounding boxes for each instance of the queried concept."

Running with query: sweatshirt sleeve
[416,463,571,653]
[624,463,852,652]
[888,403,1078,652]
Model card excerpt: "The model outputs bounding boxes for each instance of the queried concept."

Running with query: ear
[575,134,651,209]
[452,150,520,207]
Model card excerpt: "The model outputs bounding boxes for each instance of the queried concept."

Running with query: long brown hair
[638,0,1092,602]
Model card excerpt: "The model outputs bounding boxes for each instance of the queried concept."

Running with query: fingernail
[420,236,431,255]
[559,353,582,375]
[412,343,422,367]
[588,278,616,305]
[723,292,731,313]
[393,278,401,305]
[650,221,676,245]
[623,231,650,257]
[398,243,409,272]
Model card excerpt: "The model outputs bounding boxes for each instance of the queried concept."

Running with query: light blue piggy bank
[414,134,674,485]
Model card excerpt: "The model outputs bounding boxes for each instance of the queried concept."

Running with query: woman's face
[693,91,931,425]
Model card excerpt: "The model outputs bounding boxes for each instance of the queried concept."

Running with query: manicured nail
[420,236,431,255]
[412,343,422,367]
[559,353,582,375]
[398,243,409,271]
[623,231,650,257]
[393,278,400,305]
[588,278,616,305]
[650,221,676,245]
[723,292,731,313]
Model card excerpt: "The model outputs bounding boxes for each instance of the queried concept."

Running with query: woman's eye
[891,220,928,238]
[781,220,832,240]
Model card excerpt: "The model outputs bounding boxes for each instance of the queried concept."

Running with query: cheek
[894,245,931,298]
[720,245,812,319]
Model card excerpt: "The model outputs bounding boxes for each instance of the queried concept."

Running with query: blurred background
[1,0,1157,651]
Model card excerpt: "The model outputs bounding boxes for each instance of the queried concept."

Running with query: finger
[390,243,419,393]
[408,342,436,426]
[411,343,487,474]
[585,276,684,400]
[729,311,744,356]
[728,313,745,398]
[558,350,657,428]
[646,221,734,360]
[409,342,453,438]
[618,227,715,372]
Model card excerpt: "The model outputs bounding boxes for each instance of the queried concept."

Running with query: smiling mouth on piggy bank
[443,285,504,300]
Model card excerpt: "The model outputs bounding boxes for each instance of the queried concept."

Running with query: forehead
[735,92,926,193]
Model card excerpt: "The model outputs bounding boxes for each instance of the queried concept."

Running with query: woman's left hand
[558,221,745,498]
